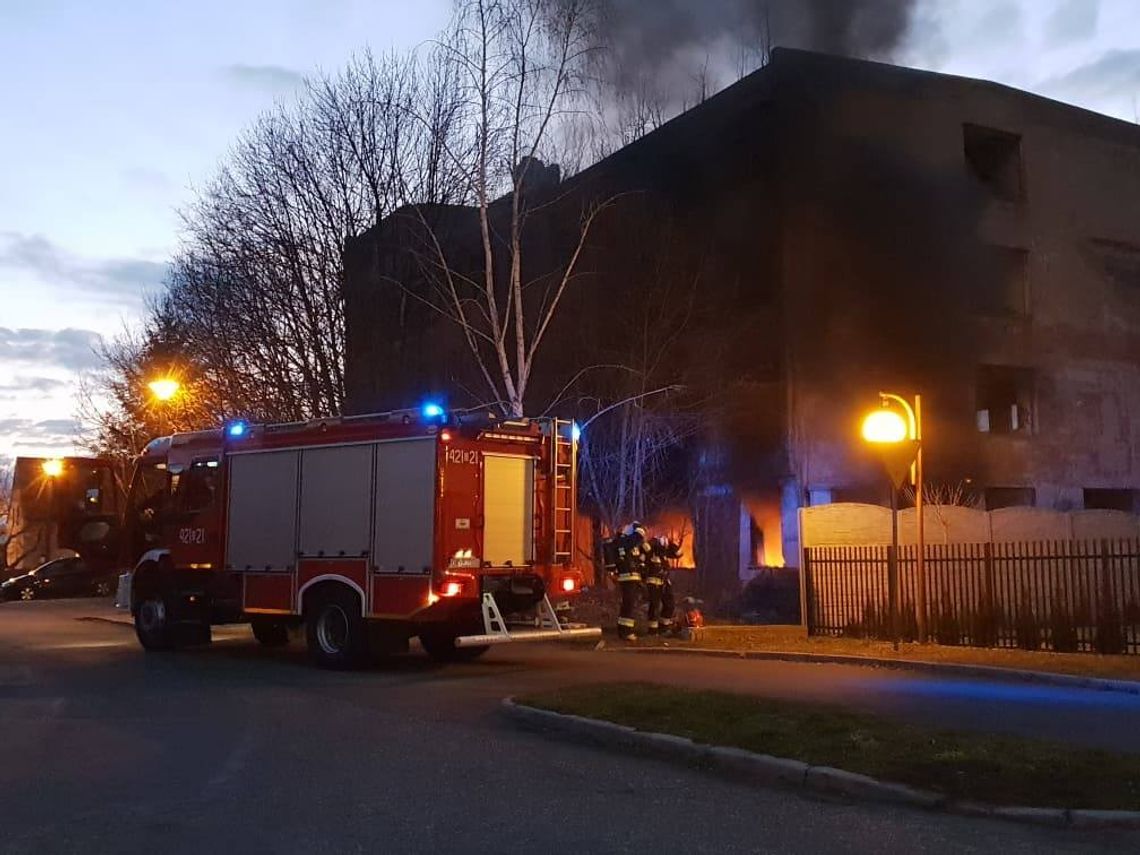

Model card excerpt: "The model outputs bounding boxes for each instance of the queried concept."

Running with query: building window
[1083,488,1139,513]
[975,245,1029,316]
[976,365,1034,434]
[984,487,1036,510]
[963,123,1024,202]
[807,488,833,506]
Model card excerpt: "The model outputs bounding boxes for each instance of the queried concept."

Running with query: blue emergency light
[226,421,248,438]
[421,402,445,420]
[571,422,582,442]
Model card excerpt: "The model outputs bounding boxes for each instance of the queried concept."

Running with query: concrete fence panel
[897,506,991,545]
[987,508,1073,542]
[1072,510,1140,541]
[800,503,892,547]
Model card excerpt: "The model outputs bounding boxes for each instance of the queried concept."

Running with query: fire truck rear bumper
[454,593,601,648]
[456,626,602,647]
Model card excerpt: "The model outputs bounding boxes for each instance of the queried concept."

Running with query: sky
[1,0,1139,462]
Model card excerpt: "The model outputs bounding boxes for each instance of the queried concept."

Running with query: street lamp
[861,392,926,645]
[147,377,181,438]
[147,378,180,402]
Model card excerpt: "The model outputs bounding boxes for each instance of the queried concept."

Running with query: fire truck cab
[117,406,599,667]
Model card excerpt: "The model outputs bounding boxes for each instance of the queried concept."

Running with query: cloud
[1044,0,1098,47]
[222,63,306,93]
[0,376,68,401]
[967,1,1023,50]
[0,328,103,373]
[0,232,166,304]
[1038,49,1140,104]
[0,418,81,449]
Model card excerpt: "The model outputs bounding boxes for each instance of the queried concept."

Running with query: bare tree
[84,49,467,449]
[77,318,216,462]
[404,0,616,417]
[568,203,707,533]
[901,478,981,538]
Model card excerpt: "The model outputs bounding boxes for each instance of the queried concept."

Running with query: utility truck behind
[4,456,122,577]
[116,407,599,667]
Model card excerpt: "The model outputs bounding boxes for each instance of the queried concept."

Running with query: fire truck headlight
[561,577,577,593]
[442,580,463,597]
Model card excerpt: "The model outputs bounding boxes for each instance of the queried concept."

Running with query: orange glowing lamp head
[861,409,908,444]
[148,378,180,401]
[41,458,64,478]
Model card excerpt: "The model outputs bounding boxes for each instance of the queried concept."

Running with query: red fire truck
[116,406,599,667]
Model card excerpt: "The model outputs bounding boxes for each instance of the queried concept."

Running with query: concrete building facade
[343,49,1140,588]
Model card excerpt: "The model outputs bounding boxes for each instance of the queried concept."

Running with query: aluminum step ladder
[549,418,576,565]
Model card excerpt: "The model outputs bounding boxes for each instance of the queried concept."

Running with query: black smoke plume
[598,0,916,98]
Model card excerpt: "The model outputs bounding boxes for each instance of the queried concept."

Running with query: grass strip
[635,626,1140,682]
[522,682,1140,810]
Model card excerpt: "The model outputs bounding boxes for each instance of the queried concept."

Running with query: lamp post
[861,392,926,645]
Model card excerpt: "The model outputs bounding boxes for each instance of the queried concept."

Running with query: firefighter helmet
[622,521,647,543]
[653,535,682,559]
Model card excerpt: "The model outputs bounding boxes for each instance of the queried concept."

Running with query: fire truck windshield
[175,460,218,514]
[126,458,219,534]
[127,461,172,524]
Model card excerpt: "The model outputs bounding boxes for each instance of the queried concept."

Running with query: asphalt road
[2,599,1139,854]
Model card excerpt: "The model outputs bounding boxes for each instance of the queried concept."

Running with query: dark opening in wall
[963,123,1024,202]
[976,365,1035,434]
[985,486,1036,510]
[1083,488,1139,513]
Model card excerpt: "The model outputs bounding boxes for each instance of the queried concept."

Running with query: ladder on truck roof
[549,418,576,564]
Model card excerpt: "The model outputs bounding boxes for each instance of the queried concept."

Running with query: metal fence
[802,539,1140,655]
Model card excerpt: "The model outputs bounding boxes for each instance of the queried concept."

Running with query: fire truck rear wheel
[305,587,369,669]
[419,630,490,663]
[252,619,290,647]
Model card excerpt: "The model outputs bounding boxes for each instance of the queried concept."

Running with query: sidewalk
[625,625,1140,685]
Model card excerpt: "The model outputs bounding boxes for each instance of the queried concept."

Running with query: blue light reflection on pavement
[871,676,1140,710]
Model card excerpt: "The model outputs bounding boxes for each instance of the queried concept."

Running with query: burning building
[343,48,1140,591]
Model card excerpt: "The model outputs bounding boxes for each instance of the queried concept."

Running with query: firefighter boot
[658,578,676,636]
[644,575,664,635]
[617,579,640,640]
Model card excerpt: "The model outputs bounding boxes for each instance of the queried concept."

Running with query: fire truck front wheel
[305,586,369,669]
[134,594,175,651]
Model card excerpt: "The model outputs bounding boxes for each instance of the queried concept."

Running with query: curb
[609,646,1140,697]
[501,698,1140,831]
[75,615,134,628]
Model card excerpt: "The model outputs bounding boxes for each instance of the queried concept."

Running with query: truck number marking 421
[179,527,207,545]
[445,448,479,466]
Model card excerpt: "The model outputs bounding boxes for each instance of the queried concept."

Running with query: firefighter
[646,535,683,635]
[608,521,647,640]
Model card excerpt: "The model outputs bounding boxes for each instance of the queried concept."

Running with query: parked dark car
[0,556,117,602]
